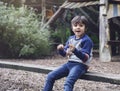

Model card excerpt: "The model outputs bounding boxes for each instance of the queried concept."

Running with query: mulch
[0,55,120,91]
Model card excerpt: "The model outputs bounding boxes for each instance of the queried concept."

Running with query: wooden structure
[0,60,120,85]
[99,0,120,61]
[24,0,62,19]
[44,0,120,62]
[107,1,120,56]
[1,0,63,20]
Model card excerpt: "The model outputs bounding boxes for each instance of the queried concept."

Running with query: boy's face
[72,22,86,38]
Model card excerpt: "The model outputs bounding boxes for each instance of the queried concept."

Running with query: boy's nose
[76,25,80,28]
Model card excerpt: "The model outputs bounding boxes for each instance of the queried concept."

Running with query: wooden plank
[61,1,99,9]
[0,61,120,85]
[64,2,76,8]
[77,2,86,7]
[61,1,70,8]
[68,0,97,2]
[70,3,80,8]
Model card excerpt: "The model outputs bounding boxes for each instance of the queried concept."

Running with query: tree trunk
[99,0,111,62]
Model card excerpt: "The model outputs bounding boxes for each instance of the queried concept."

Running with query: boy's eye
[74,24,77,26]
[73,23,84,27]
[79,24,84,27]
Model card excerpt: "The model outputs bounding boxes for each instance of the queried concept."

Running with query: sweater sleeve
[73,48,89,62]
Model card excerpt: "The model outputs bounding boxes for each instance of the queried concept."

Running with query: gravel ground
[0,55,120,91]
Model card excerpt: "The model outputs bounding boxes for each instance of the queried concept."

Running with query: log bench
[0,61,120,85]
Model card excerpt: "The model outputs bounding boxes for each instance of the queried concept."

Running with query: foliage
[89,34,99,49]
[50,10,72,46]
[0,3,51,58]
[50,18,71,47]
[51,27,71,44]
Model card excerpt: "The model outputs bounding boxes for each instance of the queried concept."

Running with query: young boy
[43,15,93,91]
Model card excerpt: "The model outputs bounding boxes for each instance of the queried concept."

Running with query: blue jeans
[43,61,88,91]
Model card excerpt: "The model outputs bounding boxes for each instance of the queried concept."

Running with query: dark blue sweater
[58,34,93,65]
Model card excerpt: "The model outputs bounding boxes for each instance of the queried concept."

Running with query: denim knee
[64,78,74,89]
[46,72,56,82]
[64,75,78,91]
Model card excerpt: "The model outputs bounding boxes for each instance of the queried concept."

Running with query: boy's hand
[69,44,75,52]
[66,44,75,57]
[57,44,64,50]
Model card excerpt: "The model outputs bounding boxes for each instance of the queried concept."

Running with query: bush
[51,27,71,44]
[0,3,51,58]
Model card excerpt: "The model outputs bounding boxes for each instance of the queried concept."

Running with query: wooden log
[0,61,120,85]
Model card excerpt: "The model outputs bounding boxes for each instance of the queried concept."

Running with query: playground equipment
[44,0,120,62]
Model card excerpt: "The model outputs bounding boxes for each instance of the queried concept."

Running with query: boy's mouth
[75,30,81,33]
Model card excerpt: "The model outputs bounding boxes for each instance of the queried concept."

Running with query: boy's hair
[71,15,88,28]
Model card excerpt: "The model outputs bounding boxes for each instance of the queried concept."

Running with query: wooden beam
[0,61,120,85]
[42,7,65,29]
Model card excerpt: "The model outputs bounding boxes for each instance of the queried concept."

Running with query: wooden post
[99,0,111,62]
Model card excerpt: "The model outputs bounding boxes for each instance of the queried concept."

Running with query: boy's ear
[71,25,73,30]
[85,27,88,31]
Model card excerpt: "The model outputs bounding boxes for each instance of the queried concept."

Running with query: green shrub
[51,27,71,45]
[0,3,51,58]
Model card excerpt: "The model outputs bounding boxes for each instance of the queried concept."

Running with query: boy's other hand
[66,50,73,57]
[57,44,64,50]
